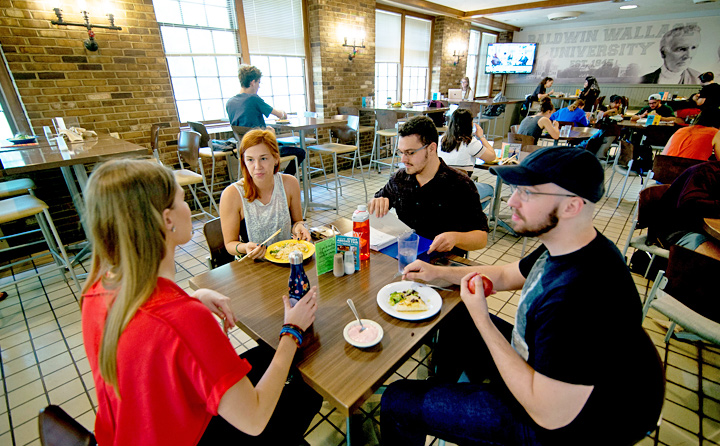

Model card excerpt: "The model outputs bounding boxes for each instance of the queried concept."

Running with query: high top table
[189,218,469,444]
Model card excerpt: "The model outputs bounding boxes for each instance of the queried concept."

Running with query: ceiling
[377,0,720,30]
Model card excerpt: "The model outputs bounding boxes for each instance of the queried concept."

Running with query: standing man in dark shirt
[367,115,489,255]
[226,65,305,175]
[381,146,665,445]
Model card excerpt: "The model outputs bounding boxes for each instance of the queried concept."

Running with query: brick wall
[430,16,470,96]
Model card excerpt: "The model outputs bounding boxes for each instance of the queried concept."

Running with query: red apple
[467,272,494,296]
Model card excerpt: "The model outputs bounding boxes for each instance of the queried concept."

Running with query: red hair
[239,129,281,202]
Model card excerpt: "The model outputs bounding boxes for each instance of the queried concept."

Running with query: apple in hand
[467,272,494,296]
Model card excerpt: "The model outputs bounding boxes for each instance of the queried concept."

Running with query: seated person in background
[662,110,720,160]
[578,76,601,112]
[368,115,489,255]
[438,108,496,175]
[220,129,311,260]
[631,94,676,122]
[382,146,665,446]
[523,77,554,111]
[604,95,624,117]
[551,99,590,128]
[226,64,304,175]
[650,161,720,260]
[460,76,473,100]
[517,99,560,141]
[81,159,321,446]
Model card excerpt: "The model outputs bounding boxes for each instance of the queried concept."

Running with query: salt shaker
[344,250,355,275]
[333,253,345,277]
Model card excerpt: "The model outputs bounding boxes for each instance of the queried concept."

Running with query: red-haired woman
[220,129,311,260]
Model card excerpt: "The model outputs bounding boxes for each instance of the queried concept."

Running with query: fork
[415,283,453,292]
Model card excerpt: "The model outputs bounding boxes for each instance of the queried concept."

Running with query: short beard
[515,205,560,237]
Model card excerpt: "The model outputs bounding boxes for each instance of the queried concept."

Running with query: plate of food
[7,134,37,144]
[376,281,442,321]
[274,119,291,124]
[265,239,315,263]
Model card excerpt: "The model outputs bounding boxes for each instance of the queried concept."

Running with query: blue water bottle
[288,250,310,307]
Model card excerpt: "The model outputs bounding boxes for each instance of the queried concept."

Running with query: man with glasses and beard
[367,115,489,255]
[380,146,665,446]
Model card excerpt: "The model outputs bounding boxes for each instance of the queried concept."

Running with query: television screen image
[485,43,537,74]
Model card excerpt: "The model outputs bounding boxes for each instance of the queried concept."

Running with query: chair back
[338,106,359,115]
[616,139,634,168]
[664,245,720,322]
[304,111,318,118]
[508,132,537,148]
[650,155,704,185]
[376,110,398,130]
[330,115,358,144]
[458,101,481,118]
[594,136,616,161]
[636,184,670,230]
[177,130,201,170]
[203,218,235,269]
[150,124,160,152]
[231,125,253,147]
[556,120,575,128]
[595,96,605,110]
[187,121,210,148]
[38,405,97,446]
[510,124,520,134]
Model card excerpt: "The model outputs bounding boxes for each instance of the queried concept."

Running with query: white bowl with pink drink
[343,319,383,348]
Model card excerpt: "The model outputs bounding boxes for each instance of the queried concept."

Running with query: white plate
[343,319,383,348]
[376,281,442,321]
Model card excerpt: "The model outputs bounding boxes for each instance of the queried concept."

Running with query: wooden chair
[642,245,720,344]
[508,132,536,149]
[187,121,237,195]
[555,120,576,128]
[308,115,368,213]
[370,110,400,175]
[176,130,219,215]
[203,217,235,269]
[38,405,96,446]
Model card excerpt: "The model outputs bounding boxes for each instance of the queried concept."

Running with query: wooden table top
[360,105,449,114]
[0,134,150,174]
[703,218,720,241]
[189,223,468,417]
[201,117,348,135]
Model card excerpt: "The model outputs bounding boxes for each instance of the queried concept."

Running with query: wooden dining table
[703,218,720,241]
[189,218,470,444]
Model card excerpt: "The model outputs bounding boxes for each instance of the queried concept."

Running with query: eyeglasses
[648,101,658,106]
[509,185,580,202]
[397,143,429,158]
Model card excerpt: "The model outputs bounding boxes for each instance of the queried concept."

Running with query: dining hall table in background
[704,218,720,241]
[189,217,470,445]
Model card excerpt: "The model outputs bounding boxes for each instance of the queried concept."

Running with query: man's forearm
[454,230,488,251]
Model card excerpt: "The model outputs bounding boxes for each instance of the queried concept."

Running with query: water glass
[397,231,419,273]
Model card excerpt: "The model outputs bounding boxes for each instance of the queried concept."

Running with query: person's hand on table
[193,288,236,333]
[368,197,390,218]
[292,222,312,242]
[402,260,440,282]
[460,272,490,322]
[245,242,267,260]
[283,286,318,331]
[428,232,457,254]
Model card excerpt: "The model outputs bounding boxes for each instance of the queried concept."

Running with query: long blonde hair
[239,129,281,202]
[81,159,177,395]
[568,99,585,112]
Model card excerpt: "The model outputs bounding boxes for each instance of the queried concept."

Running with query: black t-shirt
[635,103,675,118]
[226,93,273,127]
[516,233,664,445]
[374,159,489,253]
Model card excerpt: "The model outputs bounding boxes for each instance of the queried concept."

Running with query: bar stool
[187,121,238,197]
[176,130,220,216]
[0,194,80,291]
[369,110,400,174]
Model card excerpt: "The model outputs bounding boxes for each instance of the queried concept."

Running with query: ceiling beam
[470,17,521,32]
[464,0,608,17]
[384,0,464,17]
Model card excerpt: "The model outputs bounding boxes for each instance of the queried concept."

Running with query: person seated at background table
[662,110,720,160]
[438,108,496,175]
[603,95,625,117]
[368,115,489,255]
[517,98,560,141]
[460,76,473,100]
[81,159,321,446]
[220,129,310,260]
[226,64,304,176]
[523,77,554,113]
[578,76,601,112]
[550,99,590,128]
[649,161,720,260]
[631,94,676,122]
[381,146,665,446]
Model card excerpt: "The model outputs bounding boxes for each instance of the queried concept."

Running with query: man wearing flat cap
[381,147,665,445]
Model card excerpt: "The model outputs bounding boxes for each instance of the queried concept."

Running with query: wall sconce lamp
[452,50,464,66]
[343,37,365,61]
[51,5,122,51]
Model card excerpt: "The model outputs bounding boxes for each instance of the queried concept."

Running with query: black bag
[631,144,653,175]
[629,250,667,279]
[483,104,505,117]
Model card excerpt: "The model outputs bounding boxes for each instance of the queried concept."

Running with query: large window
[402,16,431,102]
[466,29,480,94]
[153,0,241,123]
[244,0,307,115]
[475,32,497,98]
[375,11,401,103]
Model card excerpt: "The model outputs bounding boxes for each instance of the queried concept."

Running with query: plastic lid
[357,205,367,211]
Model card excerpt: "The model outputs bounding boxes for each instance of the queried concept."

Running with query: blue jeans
[278,145,306,176]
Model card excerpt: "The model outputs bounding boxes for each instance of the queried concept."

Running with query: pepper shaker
[333,253,345,277]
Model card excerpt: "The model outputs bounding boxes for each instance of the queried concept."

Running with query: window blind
[375,10,401,63]
[403,17,431,67]
[243,0,305,57]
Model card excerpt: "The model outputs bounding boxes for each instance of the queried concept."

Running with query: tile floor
[1,162,719,446]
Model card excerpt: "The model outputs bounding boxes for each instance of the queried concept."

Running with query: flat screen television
[485,43,537,74]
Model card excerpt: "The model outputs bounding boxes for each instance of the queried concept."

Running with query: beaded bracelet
[279,324,304,347]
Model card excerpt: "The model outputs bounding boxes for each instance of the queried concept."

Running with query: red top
[82,277,251,446]
[664,125,718,160]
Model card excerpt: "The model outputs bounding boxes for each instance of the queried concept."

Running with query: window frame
[468,28,499,99]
